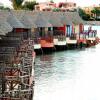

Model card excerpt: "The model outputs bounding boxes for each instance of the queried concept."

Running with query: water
[34,44,100,100]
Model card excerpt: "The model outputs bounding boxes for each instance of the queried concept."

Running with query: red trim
[72,24,74,33]
[15,28,28,33]
[79,24,84,33]
[56,25,66,35]
[78,39,86,43]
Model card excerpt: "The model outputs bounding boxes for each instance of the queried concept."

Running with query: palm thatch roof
[12,10,37,28]
[50,12,64,27]
[0,29,6,35]
[0,21,12,33]
[58,12,72,25]
[0,10,10,20]
[66,12,84,24]
[34,12,52,27]
[7,11,25,28]
[84,21,100,26]
[0,10,12,36]
[0,10,86,32]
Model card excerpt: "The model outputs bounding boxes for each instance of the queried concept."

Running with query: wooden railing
[53,30,65,36]
[69,33,77,40]
[81,30,97,35]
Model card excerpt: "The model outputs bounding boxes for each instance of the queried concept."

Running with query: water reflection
[34,44,100,100]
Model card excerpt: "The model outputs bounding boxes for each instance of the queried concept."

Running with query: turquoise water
[34,45,100,100]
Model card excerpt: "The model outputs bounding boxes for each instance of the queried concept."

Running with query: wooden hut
[33,12,54,51]
[44,12,67,49]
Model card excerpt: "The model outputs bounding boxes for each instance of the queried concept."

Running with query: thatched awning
[0,10,12,34]
[66,12,84,25]
[48,12,63,27]
[0,29,6,36]
[37,11,73,27]
[0,20,12,34]
[12,10,37,28]
[21,15,37,28]
[84,21,100,26]
[21,11,37,28]
[59,12,73,25]
[0,10,95,30]
[7,12,25,28]
[34,12,52,27]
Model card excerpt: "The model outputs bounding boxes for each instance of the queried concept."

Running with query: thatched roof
[33,11,80,26]
[0,10,86,32]
[21,14,37,28]
[0,10,10,20]
[34,12,52,27]
[58,12,72,25]
[0,29,6,35]
[12,10,37,28]
[50,12,63,27]
[66,12,84,24]
[0,10,12,36]
[7,11,25,28]
[0,20,12,34]
[45,12,63,27]
[84,21,100,26]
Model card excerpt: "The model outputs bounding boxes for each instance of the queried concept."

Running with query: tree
[23,1,38,11]
[78,8,85,17]
[50,0,54,3]
[10,0,38,10]
[53,8,60,12]
[91,7,100,20]
[78,8,90,20]
[83,14,90,20]
[0,6,10,10]
[10,0,24,10]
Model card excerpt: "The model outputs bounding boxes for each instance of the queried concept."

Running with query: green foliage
[78,8,90,20]
[50,0,54,3]
[53,8,60,12]
[78,8,85,16]
[83,14,91,20]
[23,1,38,11]
[91,7,100,20]
[0,6,4,9]
[0,6,10,10]
[11,0,24,10]
[11,0,38,10]
[91,8,100,14]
